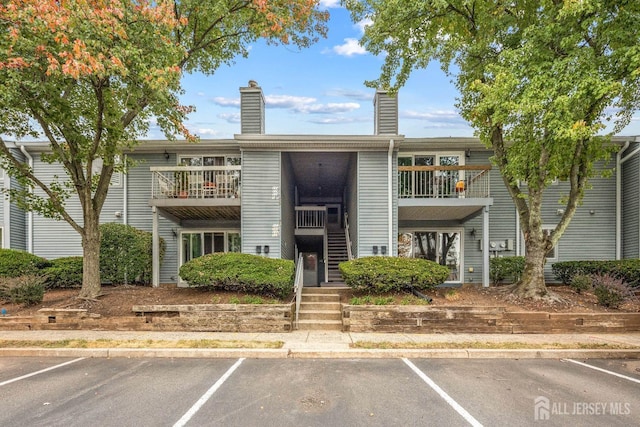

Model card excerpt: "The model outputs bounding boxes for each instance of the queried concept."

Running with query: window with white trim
[398,228,463,282]
[180,230,241,265]
[398,152,465,198]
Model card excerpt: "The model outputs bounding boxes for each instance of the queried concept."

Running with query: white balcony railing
[295,206,326,229]
[398,165,491,199]
[151,166,241,200]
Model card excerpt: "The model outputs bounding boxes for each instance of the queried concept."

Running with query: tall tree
[344,0,640,299]
[0,0,328,299]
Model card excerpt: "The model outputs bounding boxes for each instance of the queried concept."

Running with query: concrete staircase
[297,287,344,331]
[327,230,348,283]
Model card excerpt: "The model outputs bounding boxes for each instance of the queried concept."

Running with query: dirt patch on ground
[1,283,638,318]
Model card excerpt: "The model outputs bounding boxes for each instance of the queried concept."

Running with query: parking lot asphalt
[1,330,640,359]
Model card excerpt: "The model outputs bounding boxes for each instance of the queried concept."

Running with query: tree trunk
[78,212,102,300]
[512,236,549,299]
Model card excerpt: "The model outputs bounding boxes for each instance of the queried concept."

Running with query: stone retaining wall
[0,304,294,332]
[343,305,640,334]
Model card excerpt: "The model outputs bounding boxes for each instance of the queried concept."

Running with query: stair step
[300,301,341,310]
[296,319,343,331]
[300,295,340,303]
[298,310,342,321]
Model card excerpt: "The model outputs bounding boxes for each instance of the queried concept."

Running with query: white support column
[152,206,159,287]
[482,205,490,287]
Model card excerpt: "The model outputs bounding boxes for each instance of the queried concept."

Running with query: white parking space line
[403,359,483,427]
[0,357,86,387]
[173,358,245,427]
[564,359,640,384]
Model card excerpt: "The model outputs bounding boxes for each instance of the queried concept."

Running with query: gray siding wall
[9,173,26,250]
[346,153,358,257]
[463,153,618,283]
[622,143,640,258]
[127,153,178,284]
[240,88,265,134]
[358,151,390,256]
[280,153,295,260]
[0,149,26,250]
[374,91,398,135]
[242,151,281,258]
[31,154,125,259]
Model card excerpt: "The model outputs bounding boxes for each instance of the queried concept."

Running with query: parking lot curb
[2,347,640,359]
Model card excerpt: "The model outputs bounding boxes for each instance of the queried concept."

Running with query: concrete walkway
[2,330,640,359]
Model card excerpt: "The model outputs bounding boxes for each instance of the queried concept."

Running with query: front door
[302,252,318,287]
[326,204,341,231]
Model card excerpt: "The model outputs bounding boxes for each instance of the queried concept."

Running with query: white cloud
[265,94,317,109]
[295,102,360,114]
[196,128,221,136]
[325,88,374,101]
[319,0,341,8]
[401,109,468,128]
[331,38,367,57]
[356,19,373,34]
[218,113,241,123]
[212,97,240,107]
[307,116,370,125]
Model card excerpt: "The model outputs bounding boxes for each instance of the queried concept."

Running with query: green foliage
[0,275,46,306]
[44,257,83,289]
[490,256,525,285]
[228,295,280,304]
[552,260,640,289]
[179,253,295,299]
[569,274,592,294]
[100,223,165,286]
[344,0,640,293]
[0,249,50,278]
[591,274,633,308]
[339,257,450,294]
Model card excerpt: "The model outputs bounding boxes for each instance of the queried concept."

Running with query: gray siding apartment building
[2,83,640,287]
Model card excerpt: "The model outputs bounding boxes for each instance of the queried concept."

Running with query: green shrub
[179,253,295,299]
[44,257,83,289]
[591,274,633,308]
[552,260,640,289]
[0,249,50,278]
[0,275,46,306]
[569,274,591,294]
[490,256,525,285]
[100,223,165,285]
[339,257,450,294]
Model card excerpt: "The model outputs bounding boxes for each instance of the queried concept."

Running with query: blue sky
[172,2,640,141]
[173,2,475,140]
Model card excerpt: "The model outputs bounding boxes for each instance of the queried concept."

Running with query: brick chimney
[374,89,398,135]
[240,80,265,134]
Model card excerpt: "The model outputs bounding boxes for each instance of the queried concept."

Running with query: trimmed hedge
[0,249,50,278]
[100,223,165,285]
[179,253,295,299]
[490,256,525,285]
[552,260,640,289]
[339,256,450,293]
[44,256,83,289]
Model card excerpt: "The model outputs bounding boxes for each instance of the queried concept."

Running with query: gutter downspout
[19,145,33,253]
[123,155,128,225]
[388,139,395,255]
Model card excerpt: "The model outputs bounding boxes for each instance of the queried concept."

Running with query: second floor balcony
[149,166,241,221]
[398,165,492,199]
[151,166,241,200]
[398,165,493,222]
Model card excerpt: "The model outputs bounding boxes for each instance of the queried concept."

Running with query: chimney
[240,80,265,134]
[373,89,398,135]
